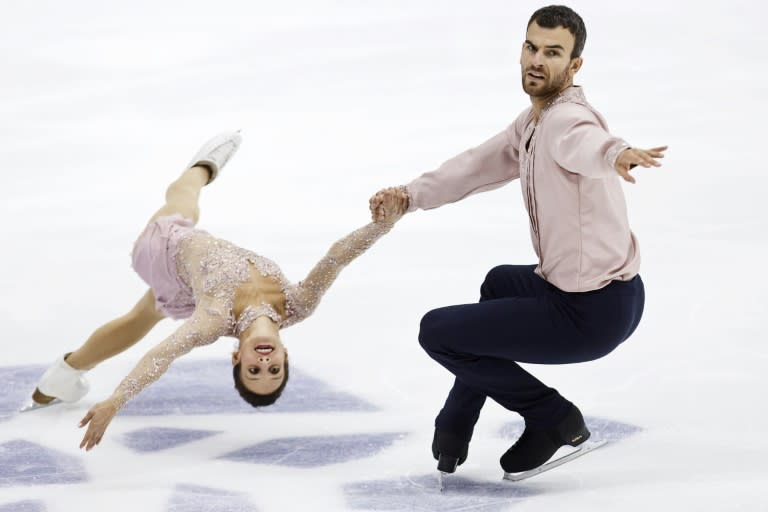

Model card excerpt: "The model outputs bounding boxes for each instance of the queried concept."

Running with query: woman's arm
[78,305,230,451]
[285,213,401,327]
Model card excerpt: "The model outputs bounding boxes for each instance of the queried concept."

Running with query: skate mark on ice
[345,473,539,511]
[167,484,258,512]
[0,440,87,487]
[498,416,642,443]
[0,365,50,423]
[118,359,376,416]
[219,432,406,468]
[121,427,220,453]
[0,500,46,512]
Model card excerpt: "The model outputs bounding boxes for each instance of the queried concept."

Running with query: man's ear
[570,57,583,76]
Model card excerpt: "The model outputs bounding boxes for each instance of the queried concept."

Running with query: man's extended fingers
[639,153,658,167]
[619,169,636,184]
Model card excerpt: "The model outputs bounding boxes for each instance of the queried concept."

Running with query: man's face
[520,21,580,98]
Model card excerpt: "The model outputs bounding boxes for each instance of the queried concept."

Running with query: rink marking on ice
[0,362,643,511]
[167,483,259,512]
[120,427,221,452]
[0,500,46,512]
[218,432,408,468]
[0,440,88,487]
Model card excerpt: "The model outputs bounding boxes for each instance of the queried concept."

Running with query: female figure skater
[24,132,408,451]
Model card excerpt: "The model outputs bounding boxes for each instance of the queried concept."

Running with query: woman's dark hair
[528,5,587,58]
[233,360,290,407]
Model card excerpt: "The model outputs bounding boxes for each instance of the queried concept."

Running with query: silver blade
[19,398,62,413]
[503,439,608,482]
[438,471,446,492]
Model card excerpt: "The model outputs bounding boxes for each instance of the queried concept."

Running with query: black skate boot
[432,429,470,474]
[500,405,590,473]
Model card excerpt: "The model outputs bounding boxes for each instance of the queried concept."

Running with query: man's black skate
[500,405,590,473]
[432,429,469,474]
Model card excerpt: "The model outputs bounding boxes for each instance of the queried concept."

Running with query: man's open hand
[615,146,668,183]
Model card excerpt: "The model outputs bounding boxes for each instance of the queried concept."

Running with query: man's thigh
[421,294,584,365]
[480,264,550,301]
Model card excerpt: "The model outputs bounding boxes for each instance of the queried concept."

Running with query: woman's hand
[369,186,409,224]
[78,397,119,451]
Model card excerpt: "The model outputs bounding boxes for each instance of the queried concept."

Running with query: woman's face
[232,334,287,394]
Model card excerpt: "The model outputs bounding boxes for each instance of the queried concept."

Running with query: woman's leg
[65,289,165,370]
[147,165,210,226]
[33,289,165,404]
[146,130,242,226]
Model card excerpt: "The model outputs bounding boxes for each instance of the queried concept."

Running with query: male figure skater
[370,5,666,476]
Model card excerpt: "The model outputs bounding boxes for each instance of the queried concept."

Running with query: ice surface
[344,474,540,511]
[167,484,258,512]
[0,440,87,486]
[1,0,766,510]
[0,366,50,423]
[0,502,46,512]
[119,359,376,415]
[121,427,220,453]
[219,432,406,468]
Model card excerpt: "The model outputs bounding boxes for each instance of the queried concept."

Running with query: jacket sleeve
[405,118,524,212]
[546,104,630,179]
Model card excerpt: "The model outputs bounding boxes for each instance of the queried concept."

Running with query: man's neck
[531,83,573,122]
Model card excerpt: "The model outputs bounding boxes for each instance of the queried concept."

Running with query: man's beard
[522,66,570,98]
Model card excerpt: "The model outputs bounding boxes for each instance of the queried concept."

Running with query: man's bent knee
[418,308,452,353]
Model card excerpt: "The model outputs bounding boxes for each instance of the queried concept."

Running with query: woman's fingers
[80,422,103,451]
[78,411,93,428]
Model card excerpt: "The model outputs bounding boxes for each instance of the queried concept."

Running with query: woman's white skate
[19,354,90,413]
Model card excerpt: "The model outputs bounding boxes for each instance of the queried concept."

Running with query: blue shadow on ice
[219,432,406,468]
[0,440,87,487]
[499,416,642,442]
[0,365,50,423]
[0,361,375,419]
[167,484,258,512]
[119,359,376,416]
[121,427,220,453]
[0,501,46,512]
[344,473,539,512]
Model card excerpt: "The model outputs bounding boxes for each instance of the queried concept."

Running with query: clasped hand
[369,186,409,223]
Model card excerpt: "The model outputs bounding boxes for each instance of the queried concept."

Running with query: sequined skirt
[131,214,197,320]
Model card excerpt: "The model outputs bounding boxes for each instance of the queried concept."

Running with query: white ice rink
[1,1,766,510]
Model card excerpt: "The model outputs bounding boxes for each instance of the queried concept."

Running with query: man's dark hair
[528,5,587,58]
[233,360,290,407]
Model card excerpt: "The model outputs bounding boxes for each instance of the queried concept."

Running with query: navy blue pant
[419,264,644,442]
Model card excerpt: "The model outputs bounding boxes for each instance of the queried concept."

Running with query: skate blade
[437,471,446,492]
[502,439,608,482]
[19,398,62,413]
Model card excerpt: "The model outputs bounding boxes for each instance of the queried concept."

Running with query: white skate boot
[186,130,242,184]
[20,354,90,412]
